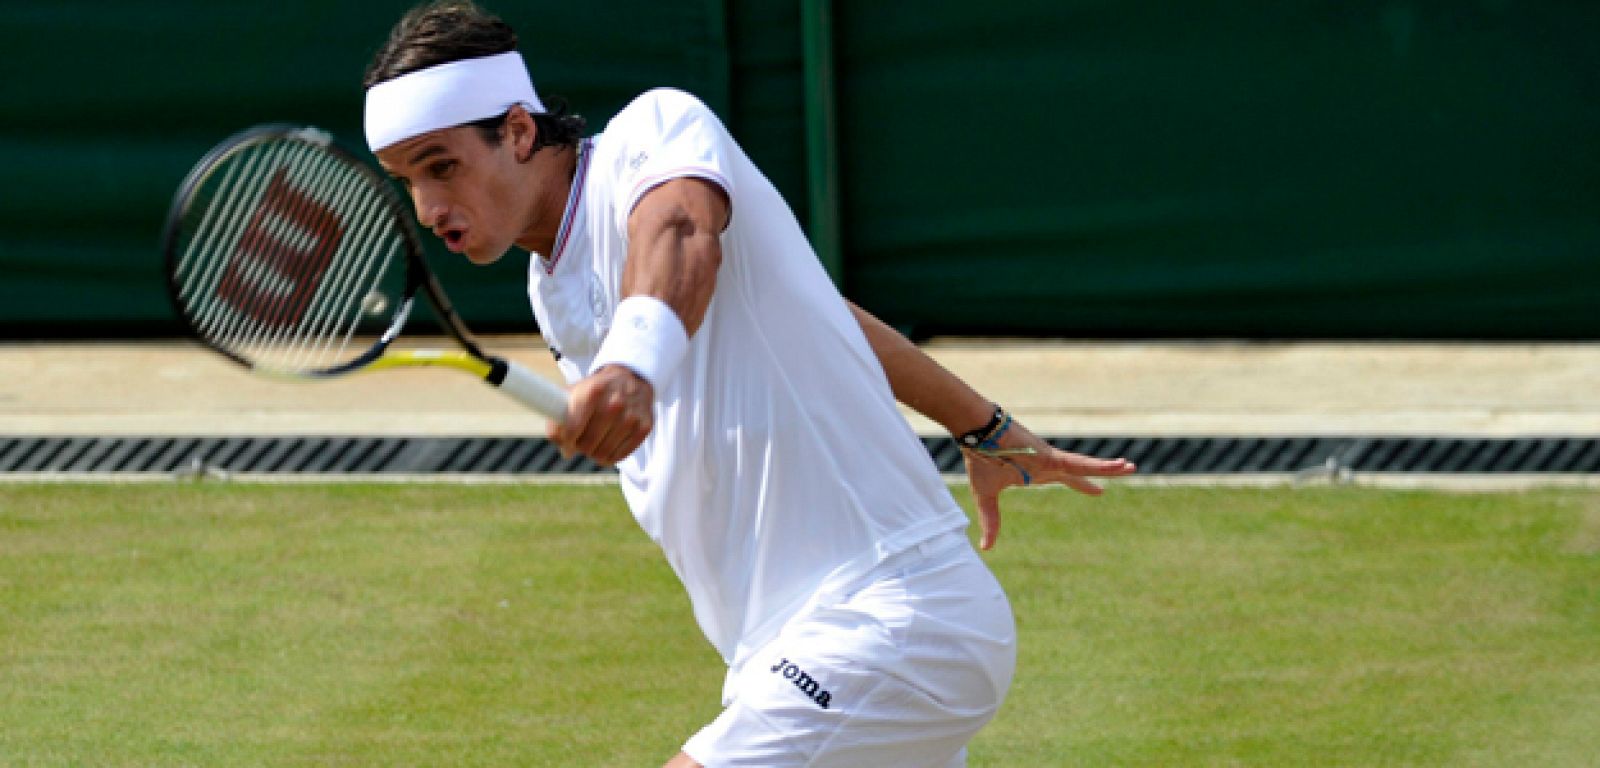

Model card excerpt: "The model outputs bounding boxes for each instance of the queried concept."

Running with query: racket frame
[162,123,496,378]
[162,124,567,420]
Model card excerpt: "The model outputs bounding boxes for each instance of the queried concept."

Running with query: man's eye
[429,160,456,179]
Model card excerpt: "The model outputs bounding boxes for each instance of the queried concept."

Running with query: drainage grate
[1,436,1598,476]
[0,436,605,476]
[1020,436,1600,475]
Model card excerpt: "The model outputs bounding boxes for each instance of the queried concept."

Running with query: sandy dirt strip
[1,338,1597,438]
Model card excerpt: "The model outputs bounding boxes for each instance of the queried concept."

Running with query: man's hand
[963,418,1136,551]
[548,365,655,466]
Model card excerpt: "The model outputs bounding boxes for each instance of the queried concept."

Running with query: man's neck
[514,143,582,257]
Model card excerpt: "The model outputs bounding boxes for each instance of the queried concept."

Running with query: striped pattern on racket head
[163,125,423,377]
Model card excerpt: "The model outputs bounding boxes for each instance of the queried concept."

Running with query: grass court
[2,483,1597,766]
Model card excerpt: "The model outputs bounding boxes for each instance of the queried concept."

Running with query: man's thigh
[681,543,1015,767]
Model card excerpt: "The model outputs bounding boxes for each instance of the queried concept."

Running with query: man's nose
[412,190,446,229]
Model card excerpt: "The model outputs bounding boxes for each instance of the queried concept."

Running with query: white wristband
[590,296,690,388]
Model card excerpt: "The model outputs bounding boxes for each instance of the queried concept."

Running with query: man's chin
[464,245,508,266]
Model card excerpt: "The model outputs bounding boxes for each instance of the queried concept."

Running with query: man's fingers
[559,369,657,464]
[593,407,652,465]
[976,490,1002,551]
[1061,475,1104,496]
[546,421,575,461]
[621,420,652,460]
[1052,452,1137,478]
[577,395,628,459]
[556,389,597,457]
[1006,450,1130,496]
[961,425,1134,547]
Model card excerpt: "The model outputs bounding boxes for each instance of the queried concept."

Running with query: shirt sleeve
[609,88,736,232]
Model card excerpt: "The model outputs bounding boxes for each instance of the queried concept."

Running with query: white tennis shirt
[527,88,969,680]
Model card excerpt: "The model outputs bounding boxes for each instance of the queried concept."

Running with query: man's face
[376,124,528,265]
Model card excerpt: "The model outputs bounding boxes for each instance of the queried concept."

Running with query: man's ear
[504,104,539,163]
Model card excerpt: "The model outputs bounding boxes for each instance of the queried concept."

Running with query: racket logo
[215,167,345,328]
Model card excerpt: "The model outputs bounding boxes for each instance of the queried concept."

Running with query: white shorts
[682,532,1017,767]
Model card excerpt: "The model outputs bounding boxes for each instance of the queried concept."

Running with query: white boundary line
[1,472,1597,490]
[948,473,1600,490]
[0,472,623,485]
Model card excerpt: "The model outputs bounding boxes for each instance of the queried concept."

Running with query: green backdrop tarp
[0,1,730,336]
[2,1,1596,339]
[836,1,1600,338]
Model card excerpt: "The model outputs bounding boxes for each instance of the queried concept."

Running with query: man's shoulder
[604,88,719,136]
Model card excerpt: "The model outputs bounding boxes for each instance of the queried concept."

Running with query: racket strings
[250,145,367,366]
[172,137,409,373]
[184,141,315,356]
[179,141,285,338]
[294,177,405,370]
[213,142,333,359]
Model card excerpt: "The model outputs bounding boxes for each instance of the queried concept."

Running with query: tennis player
[364,3,1136,765]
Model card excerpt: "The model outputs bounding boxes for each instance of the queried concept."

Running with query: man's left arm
[847,301,1136,550]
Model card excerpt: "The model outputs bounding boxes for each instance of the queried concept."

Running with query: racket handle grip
[487,357,569,423]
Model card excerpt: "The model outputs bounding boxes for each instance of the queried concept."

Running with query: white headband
[363,51,546,152]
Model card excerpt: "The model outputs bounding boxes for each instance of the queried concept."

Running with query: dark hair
[363,0,585,151]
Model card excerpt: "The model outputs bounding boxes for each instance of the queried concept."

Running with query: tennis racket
[163,124,567,422]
